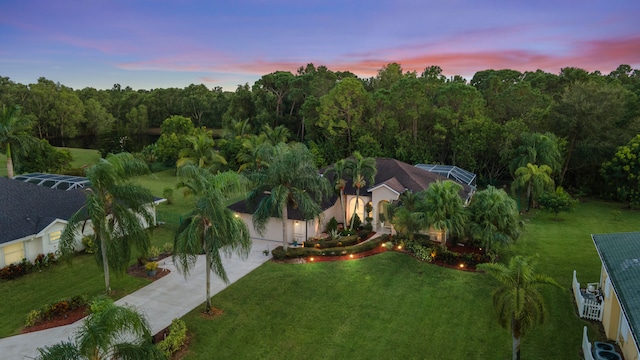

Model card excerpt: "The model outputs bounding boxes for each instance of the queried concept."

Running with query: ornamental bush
[0,253,59,281]
[24,295,88,327]
[272,235,389,260]
[157,318,187,356]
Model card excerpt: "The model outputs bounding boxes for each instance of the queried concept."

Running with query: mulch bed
[304,244,388,262]
[21,305,90,333]
[126,262,171,281]
[275,240,487,272]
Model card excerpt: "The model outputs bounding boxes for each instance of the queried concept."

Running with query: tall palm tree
[511,163,554,211]
[387,190,426,241]
[176,130,227,172]
[60,153,155,293]
[345,151,377,230]
[325,158,348,226]
[1,105,37,178]
[468,186,523,255]
[37,297,166,360]
[423,180,467,249]
[247,143,331,250]
[478,256,561,360]
[174,165,251,313]
[509,132,563,175]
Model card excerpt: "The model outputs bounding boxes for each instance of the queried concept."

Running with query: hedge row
[303,234,360,249]
[272,235,389,260]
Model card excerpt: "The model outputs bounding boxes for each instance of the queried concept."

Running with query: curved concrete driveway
[0,239,275,359]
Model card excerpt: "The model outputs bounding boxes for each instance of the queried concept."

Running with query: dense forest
[1,63,639,198]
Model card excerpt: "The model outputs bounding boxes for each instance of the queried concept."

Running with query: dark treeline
[1,63,639,194]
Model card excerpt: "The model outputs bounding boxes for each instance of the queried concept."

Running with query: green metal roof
[592,232,640,348]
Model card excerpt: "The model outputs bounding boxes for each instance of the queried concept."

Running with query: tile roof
[230,158,474,219]
[0,177,87,245]
[592,232,640,349]
[324,158,473,199]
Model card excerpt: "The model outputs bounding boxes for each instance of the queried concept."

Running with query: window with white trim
[3,242,25,265]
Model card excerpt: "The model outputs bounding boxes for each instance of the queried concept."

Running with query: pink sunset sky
[1,0,639,91]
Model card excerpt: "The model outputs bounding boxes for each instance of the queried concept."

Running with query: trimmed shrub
[25,295,88,327]
[272,235,388,260]
[162,187,174,205]
[325,217,339,233]
[82,236,96,254]
[157,318,187,356]
[25,310,42,327]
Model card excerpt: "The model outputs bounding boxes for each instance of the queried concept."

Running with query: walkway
[0,239,276,359]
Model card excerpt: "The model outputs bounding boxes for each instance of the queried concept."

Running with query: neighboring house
[229,158,474,245]
[0,177,87,267]
[574,232,640,360]
[593,232,640,360]
[0,176,163,268]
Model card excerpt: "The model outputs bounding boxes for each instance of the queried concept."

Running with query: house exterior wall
[346,195,370,227]
[600,265,640,360]
[318,201,342,231]
[370,187,399,229]
[1,204,157,269]
[238,210,328,245]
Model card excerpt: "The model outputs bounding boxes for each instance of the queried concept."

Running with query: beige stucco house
[229,158,474,247]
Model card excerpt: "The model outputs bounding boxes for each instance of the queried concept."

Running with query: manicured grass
[60,147,101,169]
[0,253,151,338]
[181,252,511,359]
[178,199,640,360]
[0,147,100,178]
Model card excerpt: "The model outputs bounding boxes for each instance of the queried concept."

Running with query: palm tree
[325,158,348,226]
[511,163,555,211]
[236,134,270,172]
[478,256,561,360]
[1,105,37,178]
[174,165,251,313]
[423,180,467,249]
[37,297,166,360]
[60,153,155,293]
[387,190,426,241]
[262,124,291,145]
[345,151,377,230]
[468,186,523,255]
[509,132,563,175]
[247,143,331,250]
[176,130,227,172]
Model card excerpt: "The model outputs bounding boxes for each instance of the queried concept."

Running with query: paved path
[0,239,276,360]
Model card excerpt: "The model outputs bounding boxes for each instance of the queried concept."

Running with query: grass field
[177,199,640,360]
[0,147,100,177]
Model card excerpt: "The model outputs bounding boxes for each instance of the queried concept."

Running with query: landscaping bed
[21,305,89,333]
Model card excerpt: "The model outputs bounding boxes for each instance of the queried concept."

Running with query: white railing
[573,270,604,321]
[583,326,595,360]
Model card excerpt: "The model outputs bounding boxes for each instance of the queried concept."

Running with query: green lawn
[61,147,101,169]
[0,253,151,337]
[178,199,640,360]
[0,147,100,178]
